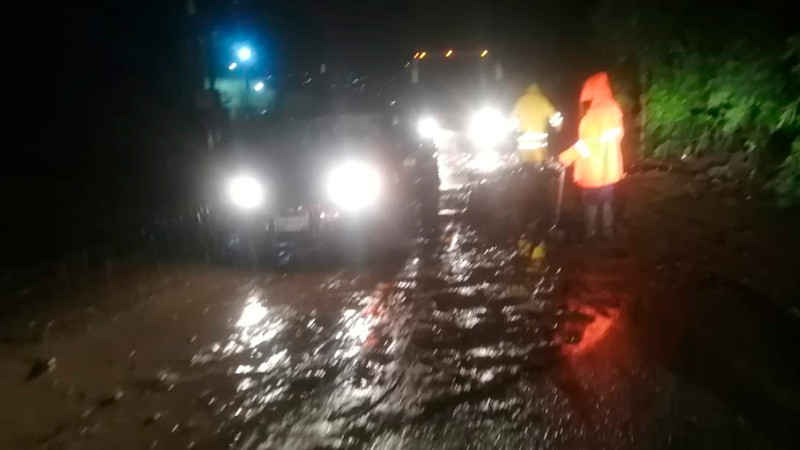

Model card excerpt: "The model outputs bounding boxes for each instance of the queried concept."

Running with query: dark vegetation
[594,0,800,204]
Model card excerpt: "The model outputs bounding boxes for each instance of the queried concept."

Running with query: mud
[1,171,798,449]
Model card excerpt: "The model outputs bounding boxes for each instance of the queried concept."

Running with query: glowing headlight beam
[417,117,441,140]
[468,108,511,150]
[236,46,252,62]
[327,162,381,211]
[229,176,264,209]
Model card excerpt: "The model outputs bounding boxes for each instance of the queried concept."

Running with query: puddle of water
[177,210,631,448]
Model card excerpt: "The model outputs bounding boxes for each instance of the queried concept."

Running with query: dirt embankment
[622,156,800,313]
[625,164,800,444]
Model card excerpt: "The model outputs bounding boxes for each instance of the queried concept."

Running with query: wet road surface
[1,181,796,449]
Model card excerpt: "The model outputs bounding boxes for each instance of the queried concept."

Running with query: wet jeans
[581,184,614,238]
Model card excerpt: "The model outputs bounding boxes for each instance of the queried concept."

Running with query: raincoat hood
[526,84,543,95]
[559,71,624,188]
[579,72,614,105]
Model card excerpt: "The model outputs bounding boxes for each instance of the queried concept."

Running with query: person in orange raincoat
[558,72,624,239]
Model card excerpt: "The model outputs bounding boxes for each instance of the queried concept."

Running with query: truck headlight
[468,108,510,149]
[228,176,264,209]
[327,162,381,211]
[417,116,441,140]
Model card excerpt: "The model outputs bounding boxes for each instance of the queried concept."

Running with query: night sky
[21,1,597,96]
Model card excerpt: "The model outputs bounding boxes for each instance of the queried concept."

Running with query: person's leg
[581,188,599,239]
[585,203,599,239]
[600,185,615,238]
[601,203,613,238]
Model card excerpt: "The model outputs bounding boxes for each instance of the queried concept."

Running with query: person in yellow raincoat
[512,84,563,164]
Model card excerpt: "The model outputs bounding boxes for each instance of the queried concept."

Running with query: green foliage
[594,0,800,204]
[644,45,793,158]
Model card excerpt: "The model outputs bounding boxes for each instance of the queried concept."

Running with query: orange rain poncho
[558,72,624,188]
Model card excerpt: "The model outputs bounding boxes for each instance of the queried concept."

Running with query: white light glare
[237,47,252,62]
[228,62,238,70]
[549,111,564,128]
[229,176,264,209]
[237,300,267,327]
[327,162,381,211]
[417,117,442,140]
[254,81,265,92]
[471,150,502,172]
[468,108,511,149]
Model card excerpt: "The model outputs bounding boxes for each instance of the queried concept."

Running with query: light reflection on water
[432,307,487,330]
[236,298,268,327]
[335,299,378,360]
[192,218,618,448]
[190,285,394,438]
[192,290,287,365]
[234,350,288,375]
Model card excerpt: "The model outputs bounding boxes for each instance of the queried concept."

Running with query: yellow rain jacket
[513,84,556,134]
[513,84,556,163]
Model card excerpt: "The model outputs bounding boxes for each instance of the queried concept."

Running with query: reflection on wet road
[188,210,770,447]
[185,219,584,449]
[175,213,639,448]
[2,184,780,449]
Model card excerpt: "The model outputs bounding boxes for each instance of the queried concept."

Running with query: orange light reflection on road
[566,305,619,355]
[578,310,615,352]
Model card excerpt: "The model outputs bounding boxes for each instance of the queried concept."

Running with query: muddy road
[2,178,799,449]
